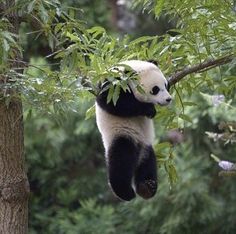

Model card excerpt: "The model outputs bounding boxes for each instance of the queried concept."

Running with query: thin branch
[168,54,235,86]
[84,54,235,97]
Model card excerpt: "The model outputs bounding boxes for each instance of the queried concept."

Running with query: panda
[95,60,172,201]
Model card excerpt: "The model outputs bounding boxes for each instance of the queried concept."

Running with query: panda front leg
[134,146,157,199]
[107,136,139,201]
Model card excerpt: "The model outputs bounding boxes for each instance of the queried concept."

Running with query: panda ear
[148,59,159,66]
[98,76,122,93]
[166,81,170,91]
[124,69,136,77]
[98,79,110,91]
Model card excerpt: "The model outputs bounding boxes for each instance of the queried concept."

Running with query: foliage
[132,0,236,100]
[1,0,236,233]
[15,0,235,183]
[0,18,21,71]
[26,97,236,234]
[2,0,235,127]
[24,103,111,232]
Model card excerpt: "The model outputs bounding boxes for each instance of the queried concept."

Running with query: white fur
[96,103,155,153]
[119,60,171,105]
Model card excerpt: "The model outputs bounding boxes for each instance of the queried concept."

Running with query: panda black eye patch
[150,86,160,95]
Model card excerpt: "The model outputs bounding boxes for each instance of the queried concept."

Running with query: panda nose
[166,97,172,103]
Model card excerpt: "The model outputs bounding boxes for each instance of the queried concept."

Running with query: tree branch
[168,54,235,86]
[84,54,235,97]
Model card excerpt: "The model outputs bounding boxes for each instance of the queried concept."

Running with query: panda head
[121,60,172,106]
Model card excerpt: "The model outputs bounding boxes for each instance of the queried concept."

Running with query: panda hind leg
[134,146,157,199]
[107,136,139,201]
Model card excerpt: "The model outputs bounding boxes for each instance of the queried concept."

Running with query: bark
[168,54,235,86]
[0,1,30,233]
[0,100,30,234]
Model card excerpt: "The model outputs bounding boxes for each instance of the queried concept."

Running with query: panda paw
[136,179,157,199]
[147,108,157,119]
[146,106,156,119]
[109,181,136,201]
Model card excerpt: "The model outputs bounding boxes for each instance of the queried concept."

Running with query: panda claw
[136,179,157,199]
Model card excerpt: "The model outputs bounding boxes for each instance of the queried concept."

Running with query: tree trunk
[0,1,30,233]
[0,100,29,233]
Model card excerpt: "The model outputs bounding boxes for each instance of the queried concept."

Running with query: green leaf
[183,102,197,106]
[136,85,145,94]
[129,36,156,46]
[107,85,114,104]
[210,154,221,163]
[27,0,37,13]
[112,85,120,106]
[179,114,192,123]
[54,23,63,34]
[87,26,106,38]
[167,163,178,185]
[154,0,165,17]
[3,39,9,51]
[85,105,95,120]
[65,32,81,42]
[156,142,172,151]
[26,109,33,121]
[159,45,170,56]
[39,3,49,23]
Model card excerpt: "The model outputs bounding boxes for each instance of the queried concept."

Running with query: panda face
[123,60,172,106]
[136,68,171,106]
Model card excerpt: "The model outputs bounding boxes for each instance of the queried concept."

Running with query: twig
[168,54,235,86]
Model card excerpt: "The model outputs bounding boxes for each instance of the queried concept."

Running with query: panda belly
[95,103,155,152]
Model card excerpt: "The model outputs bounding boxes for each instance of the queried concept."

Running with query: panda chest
[128,117,155,144]
[96,105,155,149]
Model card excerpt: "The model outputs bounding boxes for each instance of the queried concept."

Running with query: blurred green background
[18,1,236,233]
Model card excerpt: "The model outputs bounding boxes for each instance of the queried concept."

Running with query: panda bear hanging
[95,60,172,201]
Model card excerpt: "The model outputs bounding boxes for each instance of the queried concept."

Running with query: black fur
[107,135,140,201]
[134,146,157,199]
[107,136,157,201]
[166,81,170,92]
[96,86,156,118]
[97,79,158,201]
[147,59,159,66]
